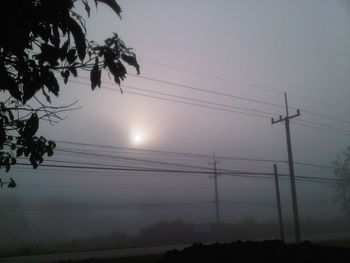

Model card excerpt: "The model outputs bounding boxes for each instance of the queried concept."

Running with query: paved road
[0,244,190,263]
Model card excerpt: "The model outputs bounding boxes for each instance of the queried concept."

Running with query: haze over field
[1,0,350,245]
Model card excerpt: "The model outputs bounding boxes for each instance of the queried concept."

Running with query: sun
[132,134,142,144]
[130,131,146,145]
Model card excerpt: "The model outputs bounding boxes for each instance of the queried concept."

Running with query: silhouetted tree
[0,0,139,177]
[333,146,350,216]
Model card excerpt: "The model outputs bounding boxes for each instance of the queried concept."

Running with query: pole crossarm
[271,110,300,124]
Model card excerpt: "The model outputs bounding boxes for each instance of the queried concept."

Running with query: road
[0,244,190,263]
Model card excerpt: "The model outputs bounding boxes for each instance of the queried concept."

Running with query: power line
[0,200,336,209]
[55,140,337,171]
[125,74,287,108]
[19,158,174,171]
[138,57,282,94]
[122,83,278,117]
[125,74,350,125]
[293,121,350,137]
[111,90,350,137]
[15,162,275,177]
[125,90,270,119]
[54,147,282,175]
[296,119,350,135]
[12,166,339,186]
[15,161,349,183]
[220,201,274,206]
[54,147,280,176]
[15,184,212,191]
[301,109,350,125]
[70,77,279,117]
[66,78,272,119]
[26,156,286,179]
[139,57,350,114]
[16,162,214,174]
[293,161,335,170]
[69,77,350,136]
[0,201,216,212]
[56,148,240,172]
[55,140,286,164]
[294,175,349,183]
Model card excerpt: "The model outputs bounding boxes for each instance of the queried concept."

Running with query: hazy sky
[2,0,350,241]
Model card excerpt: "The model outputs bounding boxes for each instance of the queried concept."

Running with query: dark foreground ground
[60,240,350,263]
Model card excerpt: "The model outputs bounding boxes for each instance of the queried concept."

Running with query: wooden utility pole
[271,92,301,243]
[209,152,220,224]
[273,164,285,241]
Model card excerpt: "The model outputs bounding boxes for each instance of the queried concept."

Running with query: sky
[1,0,350,242]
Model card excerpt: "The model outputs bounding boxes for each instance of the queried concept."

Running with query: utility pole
[271,92,301,243]
[209,152,220,224]
[273,164,285,241]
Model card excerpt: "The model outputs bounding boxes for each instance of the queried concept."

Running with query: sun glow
[130,130,146,145]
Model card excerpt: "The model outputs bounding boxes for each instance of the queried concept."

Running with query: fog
[1,0,350,248]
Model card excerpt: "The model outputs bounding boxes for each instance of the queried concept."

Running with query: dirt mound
[160,240,350,263]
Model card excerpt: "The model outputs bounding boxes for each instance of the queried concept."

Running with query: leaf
[8,178,16,188]
[47,148,54,157]
[16,148,24,157]
[121,53,140,74]
[8,110,14,122]
[30,155,38,169]
[61,70,70,84]
[37,24,51,43]
[43,71,59,96]
[0,67,21,100]
[48,140,56,149]
[105,54,126,86]
[66,17,86,61]
[7,81,22,100]
[69,67,77,77]
[40,43,60,66]
[51,25,61,48]
[23,113,39,139]
[22,82,38,104]
[67,49,77,64]
[42,88,51,103]
[60,39,70,61]
[82,0,91,17]
[0,121,6,146]
[24,148,31,157]
[96,0,122,18]
[90,58,101,90]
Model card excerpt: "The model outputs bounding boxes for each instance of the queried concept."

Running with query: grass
[58,255,162,263]
[316,238,350,247]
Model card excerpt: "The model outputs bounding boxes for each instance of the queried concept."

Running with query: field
[59,255,162,263]
[54,240,350,263]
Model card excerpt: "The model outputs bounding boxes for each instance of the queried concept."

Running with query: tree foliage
[0,0,139,175]
[333,146,350,216]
